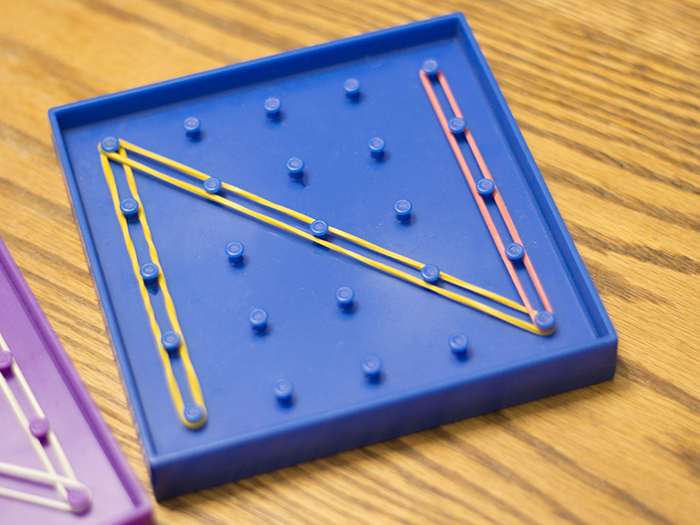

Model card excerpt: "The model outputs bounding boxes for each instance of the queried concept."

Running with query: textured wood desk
[1,0,698,523]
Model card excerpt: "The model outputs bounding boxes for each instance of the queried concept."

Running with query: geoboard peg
[368,137,385,159]
[310,220,329,238]
[67,487,92,514]
[420,264,440,283]
[139,262,160,286]
[448,117,467,135]
[335,286,355,309]
[476,178,495,197]
[422,59,439,77]
[183,403,206,426]
[100,136,119,153]
[264,97,281,118]
[183,117,201,138]
[249,308,268,332]
[505,243,524,262]
[119,198,140,221]
[535,311,556,331]
[161,331,181,355]
[0,350,12,374]
[274,379,294,403]
[448,332,469,358]
[393,199,413,222]
[29,417,50,441]
[344,78,361,98]
[225,241,245,263]
[203,177,222,194]
[286,157,304,179]
[361,356,382,380]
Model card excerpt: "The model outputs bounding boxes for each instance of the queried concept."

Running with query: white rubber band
[0,329,90,512]
[0,461,86,489]
[0,486,73,512]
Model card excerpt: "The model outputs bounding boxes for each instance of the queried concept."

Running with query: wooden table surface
[1,0,699,523]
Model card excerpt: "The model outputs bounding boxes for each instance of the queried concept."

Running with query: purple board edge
[0,236,153,525]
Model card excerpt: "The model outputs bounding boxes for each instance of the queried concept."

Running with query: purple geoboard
[0,237,152,524]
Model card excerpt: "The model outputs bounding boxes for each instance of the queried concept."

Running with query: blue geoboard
[49,13,617,499]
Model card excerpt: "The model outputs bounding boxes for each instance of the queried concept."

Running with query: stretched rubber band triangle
[0,330,91,513]
[98,128,555,426]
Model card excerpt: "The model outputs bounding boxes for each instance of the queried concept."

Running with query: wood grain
[1,0,699,522]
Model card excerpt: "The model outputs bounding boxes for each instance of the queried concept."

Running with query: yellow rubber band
[120,148,207,427]
[103,147,551,335]
[119,139,527,314]
[100,151,207,429]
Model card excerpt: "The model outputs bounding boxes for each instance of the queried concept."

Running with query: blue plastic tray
[49,13,616,499]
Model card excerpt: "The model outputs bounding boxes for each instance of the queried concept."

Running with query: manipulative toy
[49,13,617,499]
[0,237,152,523]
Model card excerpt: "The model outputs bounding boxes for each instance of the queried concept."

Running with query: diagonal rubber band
[101,147,551,335]
[118,139,528,315]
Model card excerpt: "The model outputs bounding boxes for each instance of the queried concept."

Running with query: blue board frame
[49,13,616,499]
